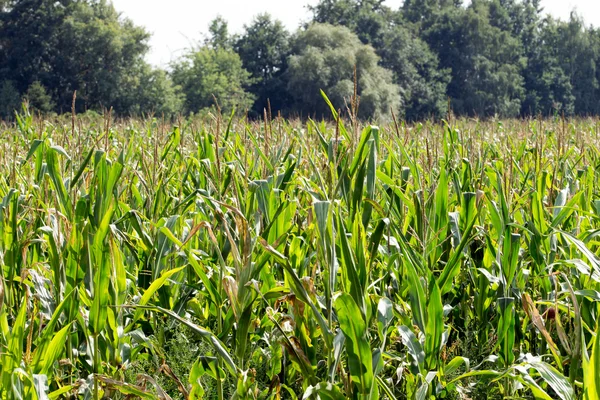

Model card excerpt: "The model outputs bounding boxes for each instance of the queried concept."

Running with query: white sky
[110,0,600,67]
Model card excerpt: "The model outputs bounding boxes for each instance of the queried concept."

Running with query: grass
[0,102,600,399]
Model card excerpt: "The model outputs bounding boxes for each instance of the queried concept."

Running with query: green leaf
[528,360,574,400]
[133,305,237,375]
[335,293,373,397]
[303,382,346,400]
[425,279,444,369]
[398,325,425,375]
[444,357,470,376]
[583,320,600,400]
[438,193,478,295]
[376,297,393,342]
[38,324,71,375]
[2,301,27,388]
[336,213,367,320]
[46,145,71,218]
[132,266,186,323]
[404,255,426,334]
[96,375,155,399]
[260,238,334,347]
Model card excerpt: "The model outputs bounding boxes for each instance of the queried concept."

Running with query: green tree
[309,0,392,49]
[379,25,450,120]
[310,0,448,119]
[464,2,525,116]
[560,14,599,115]
[206,16,231,49]
[0,0,150,113]
[0,0,66,96]
[113,63,184,117]
[171,47,254,114]
[483,0,580,116]
[411,1,525,117]
[402,0,463,25]
[24,81,54,113]
[235,13,291,116]
[52,0,149,111]
[287,23,400,120]
[522,15,575,115]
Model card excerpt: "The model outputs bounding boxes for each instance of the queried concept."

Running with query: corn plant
[0,103,599,399]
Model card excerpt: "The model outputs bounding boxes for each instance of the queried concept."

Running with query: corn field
[1,103,600,399]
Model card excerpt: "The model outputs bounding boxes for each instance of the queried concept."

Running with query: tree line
[1,0,598,121]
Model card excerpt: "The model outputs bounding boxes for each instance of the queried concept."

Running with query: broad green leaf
[528,361,574,400]
[398,325,425,375]
[583,320,600,400]
[37,324,70,375]
[335,293,373,397]
[404,255,426,334]
[425,279,444,369]
[132,266,186,323]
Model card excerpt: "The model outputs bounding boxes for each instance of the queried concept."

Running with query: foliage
[4,0,600,120]
[309,0,450,120]
[114,62,184,117]
[309,0,393,49]
[24,81,55,113]
[0,100,599,399]
[0,80,20,118]
[206,16,232,50]
[171,46,255,114]
[287,23,400,120]
[410,0,525,117]
[235,14,291,117]
[378,25,450,120]
[0,0,150,113]
[520,15,576,115]
[551,14,600,115]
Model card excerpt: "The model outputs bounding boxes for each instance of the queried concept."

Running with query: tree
[521,15,575,115]
[0,0,150,113]
[235,13,291,116]
[52,1,149,111]
[309,0,392,49]
[560,14,599,115]
[310,1,448,119]
[411,1,525,117]
[402,0,463,25]
[24,81,54,113]
[463,2,526,116]
[379,25,450,120]
[171,47,254,114]
[113,63,184,117]
[206,16,231,49]
[0,0,66,97]
[287,23,400,120]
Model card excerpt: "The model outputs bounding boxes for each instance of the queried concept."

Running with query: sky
[110,0,600,67]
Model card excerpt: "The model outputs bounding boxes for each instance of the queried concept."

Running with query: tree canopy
[171,46,255,114]
[0,0,151,114]
[235,13,291,116]
[287,23,400,120]
[2,0,600,120]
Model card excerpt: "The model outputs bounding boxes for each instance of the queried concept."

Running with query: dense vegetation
[3,1,600,399]
[2,0,600,120]
[0,100,600,399]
